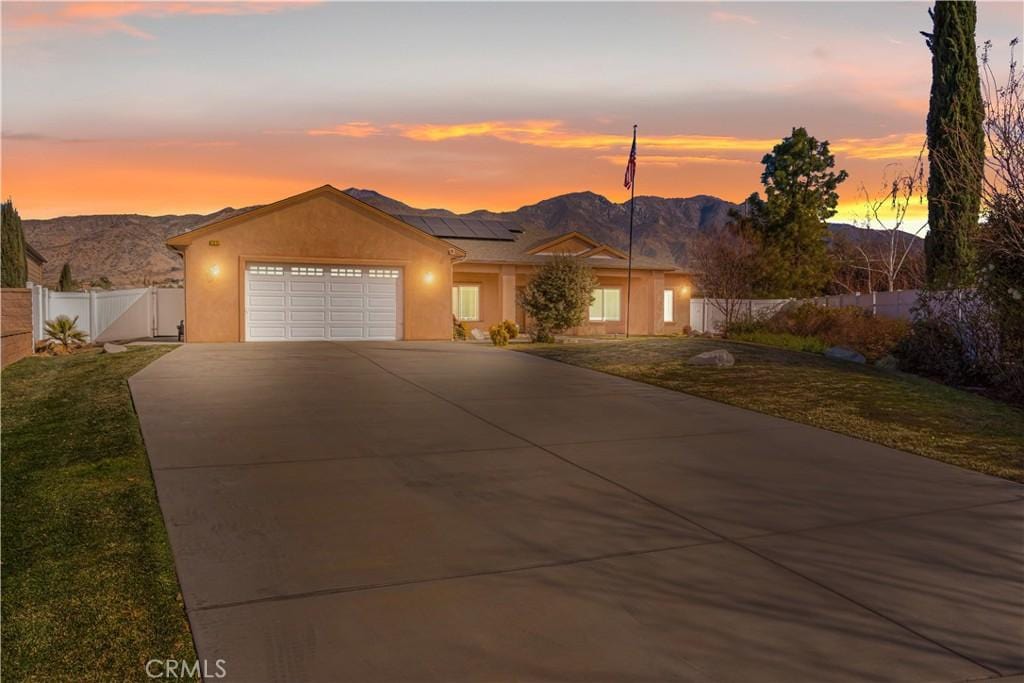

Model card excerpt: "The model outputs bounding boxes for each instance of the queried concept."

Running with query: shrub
[500,319,519,339]
[728,331,828,354]
[489,324,510,346]
[724,302,908,361]
[44,314,88,352]
[518,255,599,342]
[898,289,1022,402]
[452,315,467,340]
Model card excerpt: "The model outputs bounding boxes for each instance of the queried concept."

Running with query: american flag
[623,126,637,190]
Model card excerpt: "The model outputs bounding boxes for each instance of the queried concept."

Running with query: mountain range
[21,189,914,287]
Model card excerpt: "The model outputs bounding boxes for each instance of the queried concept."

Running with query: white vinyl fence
[30,285,184,344]
[689,289,922,334]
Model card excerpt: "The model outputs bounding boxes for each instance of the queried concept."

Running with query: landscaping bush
[500,319,519,339]
[728,331,828,354]
[452,315,467,340]
[518,255,598,342]
[44,315,88,353]
[489,324,510,346]
[898,289,1023,403]
[724,302,908,361]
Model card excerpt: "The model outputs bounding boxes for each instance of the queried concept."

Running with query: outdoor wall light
[680,285,690,295]
[209,264,221,278]
[424,271,435,284]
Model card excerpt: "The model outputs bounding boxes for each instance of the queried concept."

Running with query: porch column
[499,265,516,323]
[652,271,665,334]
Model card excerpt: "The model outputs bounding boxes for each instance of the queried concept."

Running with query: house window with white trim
[589,288,621,322]
[664,289,674,323]
[452,284,481,321]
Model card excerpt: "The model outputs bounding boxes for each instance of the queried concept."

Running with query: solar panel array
[393,214,521,241]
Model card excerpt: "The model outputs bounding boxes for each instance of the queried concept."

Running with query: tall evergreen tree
[58,263,74,292]
[1,199,28,288]
[743,127,848,297]
[921,1,985,288]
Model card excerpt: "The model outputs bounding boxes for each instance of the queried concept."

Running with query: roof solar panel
[391,213,518,241]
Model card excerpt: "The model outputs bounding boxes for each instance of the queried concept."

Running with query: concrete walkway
[130,342,1023,682]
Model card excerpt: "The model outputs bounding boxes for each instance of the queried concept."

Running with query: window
[664,289,674,323]
[248,265,284,276]
[291,266,324,277]
[368,268,400,279]
[452,284,480,321]
[331,267,362,278]
[589,288,621,322]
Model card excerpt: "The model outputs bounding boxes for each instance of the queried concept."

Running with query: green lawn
[519,337,1024,482]
[1,346,196,681]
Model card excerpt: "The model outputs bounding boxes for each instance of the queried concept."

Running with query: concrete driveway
[130,342,1023,682]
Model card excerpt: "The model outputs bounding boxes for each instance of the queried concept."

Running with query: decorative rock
[687,349,735,367]
[469,328,487,341]
[875,354,900,371]
[103,343,128,354]
[824,346,866,364]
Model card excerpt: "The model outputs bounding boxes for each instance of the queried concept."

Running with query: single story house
[167,185,693,342]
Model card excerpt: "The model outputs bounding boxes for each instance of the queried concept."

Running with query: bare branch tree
[852,144,929,292]
[690,226,758,328]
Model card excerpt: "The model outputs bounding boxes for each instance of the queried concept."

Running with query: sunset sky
[2,1,1021,224]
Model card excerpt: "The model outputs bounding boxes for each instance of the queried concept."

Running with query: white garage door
[245,263,401,341]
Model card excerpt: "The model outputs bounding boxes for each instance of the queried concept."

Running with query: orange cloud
[307,122,384,138]
[5,2,314,39]
[598,154,753,167]
[395,120,777,153]
[833,133,925,160]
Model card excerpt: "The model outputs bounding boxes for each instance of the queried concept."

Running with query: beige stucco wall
[454,263,693,337]
[179,194,455,342]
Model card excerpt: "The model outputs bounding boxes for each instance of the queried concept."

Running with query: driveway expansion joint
[343,344,1009,677]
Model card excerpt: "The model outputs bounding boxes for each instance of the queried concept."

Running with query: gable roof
[579,244,627,260]
[166,185,465,257]
[525,231,601,255]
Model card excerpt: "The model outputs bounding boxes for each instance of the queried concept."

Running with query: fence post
[88,290,98,340]
[702,298,707,333]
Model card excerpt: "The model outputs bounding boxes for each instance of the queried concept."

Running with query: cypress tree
[59,263,74,292]
[921,1,985,288]
[1,199,28,288]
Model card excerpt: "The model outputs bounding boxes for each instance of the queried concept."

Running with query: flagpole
[625,124,636,339]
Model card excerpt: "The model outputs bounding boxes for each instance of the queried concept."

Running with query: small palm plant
[44,314,88,352]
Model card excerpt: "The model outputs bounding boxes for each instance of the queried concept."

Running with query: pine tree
[1,199,28,288]
[58,263,74,292]
[921,1,985,288]
[744,127,848,297]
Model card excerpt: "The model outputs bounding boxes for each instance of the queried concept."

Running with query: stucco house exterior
[167,185,693,342]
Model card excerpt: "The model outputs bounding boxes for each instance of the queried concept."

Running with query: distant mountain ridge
[21,188,914,287]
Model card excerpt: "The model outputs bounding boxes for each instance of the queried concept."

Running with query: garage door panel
[249,280,286,292]
[289,281,326,293]
[250,295,287,307]
[290,326,329,338]
[289,295,327,307]
[246,263,400,341]
[290,311,326,322]
[248,326,287,339]
[330,326,367,338]
[330,282,364,294]
[250,310,286,322]
[331,311,365,322]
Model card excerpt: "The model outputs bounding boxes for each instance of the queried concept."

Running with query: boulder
[824,346,866,364]
[687,349,735,367]
[103,343,128,354]
[469,328,487,341]
[875,354,900,371]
